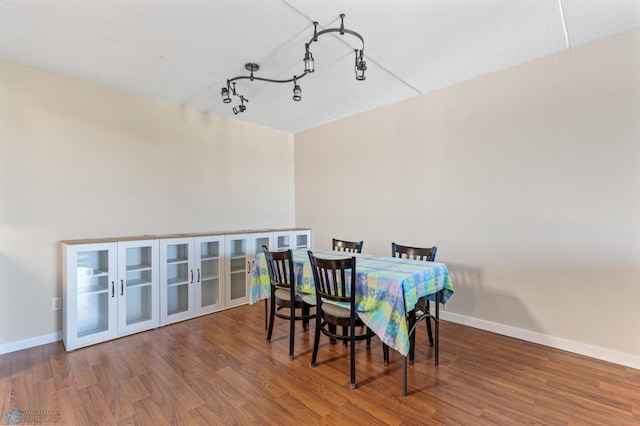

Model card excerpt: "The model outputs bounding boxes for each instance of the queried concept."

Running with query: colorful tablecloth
[249,249,454,356]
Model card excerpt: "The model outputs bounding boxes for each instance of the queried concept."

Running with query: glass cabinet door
[117,240,159,334]
[226,236,248,307]
[253,235,271,255]
[75,248,113,338]
[160,238,195,324]
[63,242,118,350]
[195,236,224,314]
[275,234,291,250]
[273,230,311,250]
[295,231,311,249]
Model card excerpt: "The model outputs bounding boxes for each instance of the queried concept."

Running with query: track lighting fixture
[221,14,365,114]
[293,77,302,101]
[232,96,247,115]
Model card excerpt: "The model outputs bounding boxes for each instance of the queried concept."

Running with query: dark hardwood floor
[1,303,639,425]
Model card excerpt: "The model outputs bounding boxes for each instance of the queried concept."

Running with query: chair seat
[274,288,304,303]
[320,301,351,318]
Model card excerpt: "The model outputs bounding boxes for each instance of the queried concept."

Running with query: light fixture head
[233,96,248,114]
[356,61,367,81]
[293,78,302,101]
[304,45,315,73]
[221,87,231,103]
[355,50,367,81]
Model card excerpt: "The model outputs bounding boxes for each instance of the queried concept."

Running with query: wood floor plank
[1,302,638,425]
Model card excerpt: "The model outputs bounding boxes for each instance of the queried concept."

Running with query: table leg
[435,290,440,366]
[403,355,408,396]
[403,289,442,395]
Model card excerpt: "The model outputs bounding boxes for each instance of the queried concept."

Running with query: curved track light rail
[221,14,366,114]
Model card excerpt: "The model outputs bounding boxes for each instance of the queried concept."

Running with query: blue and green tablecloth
[250,249,454,356]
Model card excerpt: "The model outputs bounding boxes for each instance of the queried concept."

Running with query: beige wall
[2,28,639,366]
[0,60,294,345]
[295,29,640,364]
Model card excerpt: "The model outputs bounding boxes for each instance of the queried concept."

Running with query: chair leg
[425,303,434,347]
[435,291,440,366]
[343,326,348,348]
[407,310,416,364]
[264,299,268,330]
[266,295,276,343]
[350,321,356,389]
[383,343,389,366]
[302,305,309,331]
[310,308,322,367]
[329,324,337,345]
[289,305,295,360]
[425,317,434,347]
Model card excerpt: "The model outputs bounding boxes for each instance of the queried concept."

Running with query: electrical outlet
[52,297,61,311]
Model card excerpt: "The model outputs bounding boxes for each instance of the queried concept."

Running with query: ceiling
[1,1,639,134]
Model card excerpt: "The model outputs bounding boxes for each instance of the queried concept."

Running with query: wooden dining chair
[264,247,314,360]
[308,250,386,389]
[391,242,438,364]
[332,238,363,253]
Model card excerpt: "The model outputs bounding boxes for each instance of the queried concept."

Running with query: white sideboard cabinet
[159,235,225,325]
[62,229,310,351]
[224,232,272,308]
[273,229,312,251]
[194,235,225,316]
[62,238,159,351]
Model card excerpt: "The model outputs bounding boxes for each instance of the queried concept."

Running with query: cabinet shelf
[201,276,219,282]
[201,255,219,261]
[126,263,153,272]
[78,285,109,296]
[167,277,189,287]
[126,279,152,288]
[78,270,108,278]
[166,258,189,265]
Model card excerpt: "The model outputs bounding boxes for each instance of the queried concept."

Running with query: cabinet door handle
[247,261,251,273]
[111,281,115,298]
[197,268,201,283]
[190,270,194,284]
[120,280,124,296]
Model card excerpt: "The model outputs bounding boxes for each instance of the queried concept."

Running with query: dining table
[249,248,454,369]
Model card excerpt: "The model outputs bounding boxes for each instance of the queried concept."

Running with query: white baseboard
[0,332,61,355]
[441,311,640,370]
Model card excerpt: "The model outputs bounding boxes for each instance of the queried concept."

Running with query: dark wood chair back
[332,238,364,253]
[391,242,437,261]
[263,246,294,292]
[308,251,356,308]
